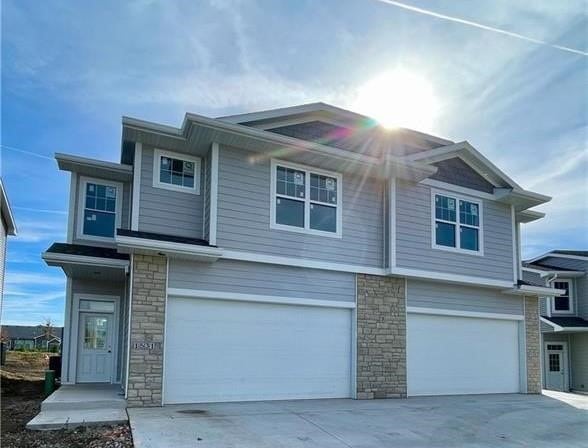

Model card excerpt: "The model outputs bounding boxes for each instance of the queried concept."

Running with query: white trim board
[167,288,356,309]
[116,235,222,261]
[67,172,78,243]
[407,306,524,321]
[131,142,142,231]
[209,142,219,246]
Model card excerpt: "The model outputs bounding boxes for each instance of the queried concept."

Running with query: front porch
[27,384,128,430]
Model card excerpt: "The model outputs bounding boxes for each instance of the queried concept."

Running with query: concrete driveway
[128,392,588,448]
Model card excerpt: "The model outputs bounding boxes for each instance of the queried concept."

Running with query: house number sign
[133,342,161,351]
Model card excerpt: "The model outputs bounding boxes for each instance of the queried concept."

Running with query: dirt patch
[1,374,133,447]
[2,351,53,380]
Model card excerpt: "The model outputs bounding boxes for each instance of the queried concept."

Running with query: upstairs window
[552,280,573,313]
[79,177,122,240]
[271,160,342,237]
[433,192,483,254]
[153,149,201,194]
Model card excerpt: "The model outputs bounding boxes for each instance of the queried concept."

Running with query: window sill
[432,243,484,257]
[270,222,342,239]
[153,181,200,195]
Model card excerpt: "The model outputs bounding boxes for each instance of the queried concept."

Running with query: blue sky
[1,0,587,326]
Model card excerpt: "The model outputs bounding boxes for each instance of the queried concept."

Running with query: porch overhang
[42,243,130,279]
[502,283,566,297]
[540,316,588,333]
[115,229,223,262]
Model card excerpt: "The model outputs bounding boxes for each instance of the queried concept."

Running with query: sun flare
[354,69,440,132]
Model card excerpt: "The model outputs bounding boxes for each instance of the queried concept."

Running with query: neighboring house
[3,325,63,351]
[0,178,17,301]
[523,251,588,393]
[42,102,558,407]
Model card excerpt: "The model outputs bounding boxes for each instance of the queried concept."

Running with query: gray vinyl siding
[215,145,383,267]
[202,153,211,242]
[571,333,588,391]
[396,180,514,281]
[72,175,131,247]
[168,258,356,303]
[539,297,548,316]
[138,145,204,239]
[407,279,524,315]
[576,275,588,320]
[430,158,495,194]
[541,321,554,332]
[71,278,126,383]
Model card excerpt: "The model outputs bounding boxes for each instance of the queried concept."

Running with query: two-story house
[523,251,588,393]
[42,103,559,407]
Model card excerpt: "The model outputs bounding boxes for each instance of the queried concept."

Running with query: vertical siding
[407,279,523,315]
[571,333,588,391]
[138,145,204,239]
[396,180,514,281]
[216,145,383,267]
[168,258,356,302]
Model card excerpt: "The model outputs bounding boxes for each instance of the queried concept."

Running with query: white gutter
[42,252,129,269]
[115,235,223,261]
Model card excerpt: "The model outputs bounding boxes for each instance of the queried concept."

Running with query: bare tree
[40,317,55,350]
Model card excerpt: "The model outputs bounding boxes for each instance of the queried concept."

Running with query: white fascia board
[540,317,563,331]
[131,142,142,231]
[208,142,219,246]
[55,153,133,178]
[0,179,17,235]
[522,267,584,278]
[167,287,356,309]
[388,266,514,289]
[42,252,129,269]
[116,235,223,260]
[407,306,524,321]
[502,285,566,296]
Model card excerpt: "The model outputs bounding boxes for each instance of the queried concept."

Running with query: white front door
[545,343,567,391]
[77,313,113,383]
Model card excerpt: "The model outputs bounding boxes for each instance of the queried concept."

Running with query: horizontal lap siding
[396,180,513,281]
[169,258,355,302]
[216,146,383,267]
[407,279,523,315]
[571,333,588,391]
[138,146,204,239]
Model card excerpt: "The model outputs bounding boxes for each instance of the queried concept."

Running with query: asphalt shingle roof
[46,243,129,260]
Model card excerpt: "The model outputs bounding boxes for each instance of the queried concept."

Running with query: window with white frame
[433,192,482,253]
[552,280,573,313]
[271,161,342,237]
[79,178,122,239]
[153,149,201,194]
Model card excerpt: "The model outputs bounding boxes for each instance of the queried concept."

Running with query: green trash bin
[44,370,55,396]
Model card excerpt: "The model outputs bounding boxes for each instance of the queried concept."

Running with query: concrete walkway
[128,393,588,448]
[27,384,128,430]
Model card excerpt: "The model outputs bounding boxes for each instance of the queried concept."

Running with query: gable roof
[526,250,588,264]
[0,178,17,236]
[2,325,63,340]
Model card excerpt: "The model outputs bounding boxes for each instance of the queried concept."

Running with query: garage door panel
[164,297,352,404]
[408,313,520,396]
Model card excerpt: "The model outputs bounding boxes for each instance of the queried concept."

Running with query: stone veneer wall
[525,296,541,394]
[127,254,167,407]
[356,274,407,399]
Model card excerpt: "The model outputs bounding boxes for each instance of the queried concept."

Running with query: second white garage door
[407,313,521,396]
[164,297,352,404]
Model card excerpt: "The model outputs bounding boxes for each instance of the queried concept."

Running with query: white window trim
[430,188,484,256]
[77,176,123,242]
[550,279,574,315]
[152,148,201,195]
[270,159,343,239]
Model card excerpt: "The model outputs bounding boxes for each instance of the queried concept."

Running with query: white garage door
[407,313,521,396]
[164,297,352,404]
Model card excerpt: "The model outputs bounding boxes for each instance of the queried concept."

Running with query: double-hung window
[552,280,573,313]
[433,191,483,254]
[153,149,201,194]
[271,160,342,237]
[79,177,122,240]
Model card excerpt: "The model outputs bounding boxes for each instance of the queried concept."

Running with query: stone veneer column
[127,254,167,407]
[524,296,541,394]
[356,274,407,399]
